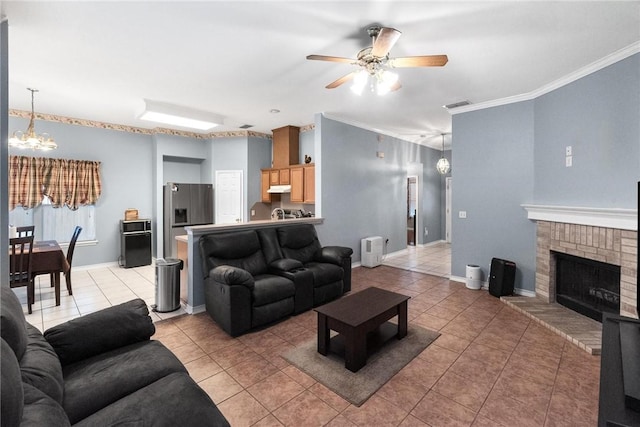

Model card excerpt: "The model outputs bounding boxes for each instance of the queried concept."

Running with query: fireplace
[527,210,638,319]
[554,251,621,322]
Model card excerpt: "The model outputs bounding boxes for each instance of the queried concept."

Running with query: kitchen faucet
[271,208,285,220]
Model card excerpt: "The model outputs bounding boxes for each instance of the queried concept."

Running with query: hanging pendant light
[8,88,57,151]
[436,133,450,174]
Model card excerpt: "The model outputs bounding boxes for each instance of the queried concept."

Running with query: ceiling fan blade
[326,72,356,89]
[371,27,402,57]
[390,55,449,67]
[306,54,354,64]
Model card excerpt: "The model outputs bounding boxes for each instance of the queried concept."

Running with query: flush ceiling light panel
[138,99,224,131]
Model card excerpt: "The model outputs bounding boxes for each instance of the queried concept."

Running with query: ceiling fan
[307,26,448,95]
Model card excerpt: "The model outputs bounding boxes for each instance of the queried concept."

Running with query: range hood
[267,185,291,194]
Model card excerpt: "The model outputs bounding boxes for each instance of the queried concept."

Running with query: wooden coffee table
[314,287,410,372]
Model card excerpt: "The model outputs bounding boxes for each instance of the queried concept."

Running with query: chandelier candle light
[436,133,450,175]
[9,88,58,151]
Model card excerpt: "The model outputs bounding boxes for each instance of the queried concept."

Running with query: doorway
[407,176,417,246]
[215,170,244,224]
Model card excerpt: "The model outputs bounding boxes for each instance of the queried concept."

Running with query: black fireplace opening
[554,251,621,322]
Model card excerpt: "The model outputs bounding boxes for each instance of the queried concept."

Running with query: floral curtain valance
[9,156,102,210]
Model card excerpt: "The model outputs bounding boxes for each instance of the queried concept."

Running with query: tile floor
[12,244,601,426]
[382,242,451,277]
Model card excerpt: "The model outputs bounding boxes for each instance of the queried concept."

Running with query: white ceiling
[3,1,639,149]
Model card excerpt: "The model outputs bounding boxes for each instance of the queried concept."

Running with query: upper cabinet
[272,125,300,168]
[290,164,314,203]
[261,170,271,202]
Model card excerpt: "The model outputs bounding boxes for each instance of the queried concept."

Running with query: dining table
[30,240,69,306]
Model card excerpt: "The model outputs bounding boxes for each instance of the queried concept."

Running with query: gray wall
[534,54,640,208]
[316,115,444,261]
[9,117,153,268]
[451,52,640,293]
[1,19,8,283]
[452,102,536,290]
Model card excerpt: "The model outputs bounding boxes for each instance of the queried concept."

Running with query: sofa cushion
[200,231,268,277]
[252,275,296,306]
[1,286,29,360]
[62,340,187,424]
[74,372,230,427]
[44,298,155,366]
[305,262,344,286]
[277,225,322,264]
[21,383,70,427]
[1,338,23,427]
[20,324,64,404]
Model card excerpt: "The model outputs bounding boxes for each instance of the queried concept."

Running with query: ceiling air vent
[444,100,471,109]
[239,124,254,129]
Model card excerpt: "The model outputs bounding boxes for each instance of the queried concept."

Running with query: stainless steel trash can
[154,258,183,312]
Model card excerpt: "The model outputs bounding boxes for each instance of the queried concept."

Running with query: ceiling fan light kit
[307,25,447,96]
[9,88,58,151]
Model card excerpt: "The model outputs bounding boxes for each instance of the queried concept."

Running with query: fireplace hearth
[555,251,621,322]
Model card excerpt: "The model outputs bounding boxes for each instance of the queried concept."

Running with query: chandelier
[9,88,57,151]
[436,133,450,175]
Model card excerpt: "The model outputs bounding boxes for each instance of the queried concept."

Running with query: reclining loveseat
[0,286,229,427]
[199,223,353,336]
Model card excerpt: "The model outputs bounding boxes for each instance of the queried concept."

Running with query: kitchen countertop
[182,217,323,236]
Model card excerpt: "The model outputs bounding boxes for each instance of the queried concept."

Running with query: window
[9,199,96,243]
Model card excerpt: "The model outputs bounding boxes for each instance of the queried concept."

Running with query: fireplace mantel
[522,204,637,231]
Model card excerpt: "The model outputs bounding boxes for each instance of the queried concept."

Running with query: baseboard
[74,261,120,271]
[418,239,448,248]
[514,288,536,297]
[185,304,206,315]
[449,275,466,284]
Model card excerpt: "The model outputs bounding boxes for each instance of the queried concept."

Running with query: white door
[215,170,244,224]
[445,177,452,243]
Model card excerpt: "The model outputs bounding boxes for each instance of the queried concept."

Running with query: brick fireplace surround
[535,221,638,319]
[503,205,638,354]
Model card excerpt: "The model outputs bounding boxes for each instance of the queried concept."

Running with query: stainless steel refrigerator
[163,183,213,258]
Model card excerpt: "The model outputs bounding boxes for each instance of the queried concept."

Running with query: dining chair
[56,226,82,296]
[9,235,35,314]
[16,225,35,238]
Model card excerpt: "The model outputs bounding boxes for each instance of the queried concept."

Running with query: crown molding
[449,41,640,115]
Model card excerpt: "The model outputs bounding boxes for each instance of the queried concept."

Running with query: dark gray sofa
[0,286,229,427]
[199,223,353,337]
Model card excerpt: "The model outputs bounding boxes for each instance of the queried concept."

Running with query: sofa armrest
[269,258,304,273]
[317,246,354,265]
[43,299,155,367]
[211,265,255,290]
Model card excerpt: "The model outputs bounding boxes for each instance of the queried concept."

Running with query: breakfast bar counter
[177,217,323,313]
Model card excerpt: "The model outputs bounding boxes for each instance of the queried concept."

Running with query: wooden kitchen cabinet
[290,164,314,203]
[261,169,271,202]
[269,169,280,186]
[279,168,290,185]
[303,165,315,203]
[290,167,304,202]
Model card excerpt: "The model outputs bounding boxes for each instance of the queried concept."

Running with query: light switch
[459,211,467,219]
[566,156,572,167]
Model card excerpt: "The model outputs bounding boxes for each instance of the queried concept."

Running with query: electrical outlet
[385,238,389,245]
[424,227,428,236]
[566,146,572,156]
[459,211,467,219]
[251,209,256,217]
[566,156,572,167]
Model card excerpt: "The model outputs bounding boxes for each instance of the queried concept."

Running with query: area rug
[283,325,440,406]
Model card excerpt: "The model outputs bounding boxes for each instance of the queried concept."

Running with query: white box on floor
[361,236,383,268]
